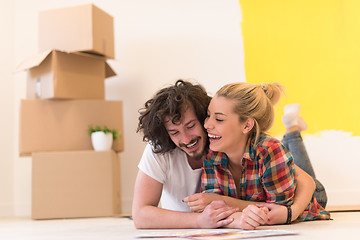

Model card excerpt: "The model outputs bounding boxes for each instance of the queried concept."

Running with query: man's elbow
[132,211,145,229]
[132,219,145,229]
[132,210,152,229]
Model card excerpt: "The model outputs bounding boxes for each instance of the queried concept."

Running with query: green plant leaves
[87,125,121,140]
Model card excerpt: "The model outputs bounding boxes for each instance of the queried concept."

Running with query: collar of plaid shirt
[205,134,257,167]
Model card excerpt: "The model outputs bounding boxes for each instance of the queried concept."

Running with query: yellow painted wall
[239,0,360,136]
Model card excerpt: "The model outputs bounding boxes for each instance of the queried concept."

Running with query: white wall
[1,0,245,217]
[0,0,15,217]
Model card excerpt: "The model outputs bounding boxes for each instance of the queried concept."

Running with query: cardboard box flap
[16,50,116,78]
[15,50,53,72]
[105,62,116,78]
[75,51,116,78]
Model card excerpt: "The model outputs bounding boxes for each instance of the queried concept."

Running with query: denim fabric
[282,131,328,208]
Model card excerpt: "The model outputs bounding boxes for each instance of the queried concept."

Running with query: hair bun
[261,82,284,105]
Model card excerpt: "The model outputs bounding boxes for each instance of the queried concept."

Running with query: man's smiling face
[164,104,208,161]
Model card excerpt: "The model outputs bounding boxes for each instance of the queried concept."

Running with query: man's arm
[132,170,237,229]
[183,193,257,212]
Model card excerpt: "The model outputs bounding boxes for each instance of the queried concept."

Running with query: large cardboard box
[32,150,121,219]
[39,4,114,58]
[19,99,124,156]
[16,50,115,100]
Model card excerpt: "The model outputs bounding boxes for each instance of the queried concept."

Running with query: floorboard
[0,212,358,239]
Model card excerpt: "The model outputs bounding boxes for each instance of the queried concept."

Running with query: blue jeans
[282,131,327,208]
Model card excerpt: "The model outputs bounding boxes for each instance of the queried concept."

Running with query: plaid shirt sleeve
[200,159,223,194]
[260,141,296,205]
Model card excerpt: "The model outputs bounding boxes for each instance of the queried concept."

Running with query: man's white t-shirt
[138,143,202,212]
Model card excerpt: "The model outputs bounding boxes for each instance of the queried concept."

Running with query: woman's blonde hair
[216,82,284,143]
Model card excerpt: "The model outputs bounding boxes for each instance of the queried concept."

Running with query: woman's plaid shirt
[201,134,331,222]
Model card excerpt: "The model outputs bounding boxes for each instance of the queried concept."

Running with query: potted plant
[88,125,120,151]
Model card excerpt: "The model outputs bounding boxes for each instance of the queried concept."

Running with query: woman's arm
[184,165,315,226]
[289,165,315,221]
[253,165,315,224]
[227,142,309,229]
[237,165,315,228]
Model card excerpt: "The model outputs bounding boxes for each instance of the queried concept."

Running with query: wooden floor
[0,211,359,239]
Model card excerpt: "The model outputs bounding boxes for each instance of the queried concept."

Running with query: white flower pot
[91,132,113,151]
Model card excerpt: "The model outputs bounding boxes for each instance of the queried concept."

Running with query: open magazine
[137,229,297,239]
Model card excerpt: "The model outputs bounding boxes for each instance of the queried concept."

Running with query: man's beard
[188,151,204,161]
[185,144,205,161]
[179,137,204,161]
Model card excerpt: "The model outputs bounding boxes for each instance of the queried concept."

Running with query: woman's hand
[183,193,222,213]
[256,203,288,225]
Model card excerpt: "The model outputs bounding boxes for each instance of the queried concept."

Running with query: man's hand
[183,193,222,213]
[196,200,239,229]
[256,203,288,225]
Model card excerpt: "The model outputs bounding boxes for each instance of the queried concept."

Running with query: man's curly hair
[137,80,211,153]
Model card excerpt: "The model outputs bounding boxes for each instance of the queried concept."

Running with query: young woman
[201,82,330,229]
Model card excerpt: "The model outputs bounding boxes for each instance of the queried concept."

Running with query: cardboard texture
[31,150,121,219]
[16,50,116,100]
[19,99,124,156]
[39,4,114,58]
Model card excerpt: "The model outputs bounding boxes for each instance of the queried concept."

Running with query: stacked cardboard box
[17,4,122,219]
[32,151,121,219]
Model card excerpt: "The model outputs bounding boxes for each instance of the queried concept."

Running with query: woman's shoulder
[256,134,284,150]
[255,134,293,166]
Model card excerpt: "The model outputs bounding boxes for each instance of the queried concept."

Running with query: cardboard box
[19,99,124,156]
[16,50,116,100]
[32,150,121,219]
[39,4,114,58]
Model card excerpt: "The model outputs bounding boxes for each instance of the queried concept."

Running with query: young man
[132,80,316,229]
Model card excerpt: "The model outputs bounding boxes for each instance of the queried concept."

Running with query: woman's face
[204,95,248,155]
